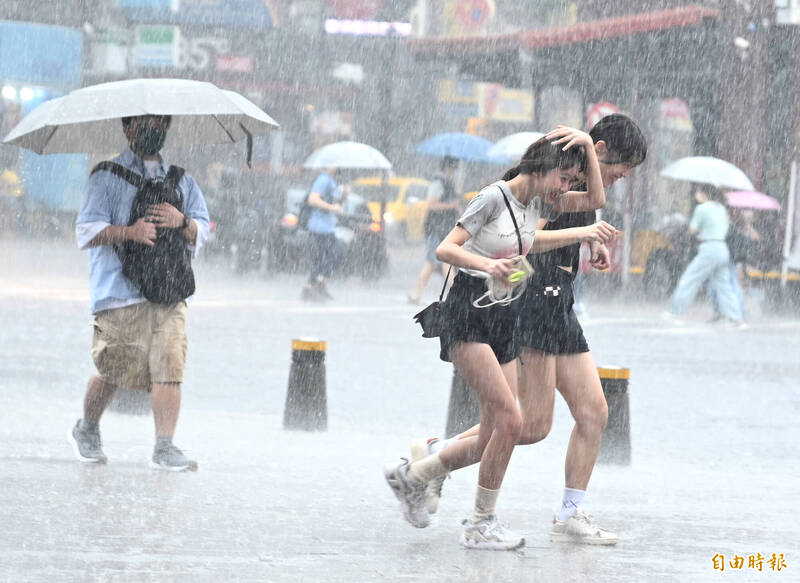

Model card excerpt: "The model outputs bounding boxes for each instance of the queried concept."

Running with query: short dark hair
[441,155,459,170]
[121,115,172,129]
[589,114,647,167]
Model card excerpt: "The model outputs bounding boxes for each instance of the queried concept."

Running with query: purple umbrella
[725,190,781,211]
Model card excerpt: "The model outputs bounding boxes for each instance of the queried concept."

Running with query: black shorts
[516,267,589,355]
[439,272,520,365]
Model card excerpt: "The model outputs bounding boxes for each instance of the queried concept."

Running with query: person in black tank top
[437,115,648,544]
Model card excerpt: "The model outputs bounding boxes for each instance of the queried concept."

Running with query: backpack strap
[90,161,143,188]
[165,165,186,189]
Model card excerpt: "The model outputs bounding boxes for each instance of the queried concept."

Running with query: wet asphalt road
[1,237,799,582]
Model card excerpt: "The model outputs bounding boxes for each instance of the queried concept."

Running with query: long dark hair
[501,137,585,182]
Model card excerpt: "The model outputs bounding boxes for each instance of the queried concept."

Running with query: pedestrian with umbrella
[70,114,209,470]
[300,141,392,301]
[663,184,745,327]
[4,78,279,470]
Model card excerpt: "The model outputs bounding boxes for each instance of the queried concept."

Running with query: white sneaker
[383,458,430,528]
[460,515,525,551]
[549,508,618,545]
[410,437,447,514]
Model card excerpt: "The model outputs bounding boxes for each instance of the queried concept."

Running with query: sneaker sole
[460,535,526,551]
[149,459,199,472]
[549,532,618,545]
[66,428,107,464]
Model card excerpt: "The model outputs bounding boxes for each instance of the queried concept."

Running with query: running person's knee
[497,405,524,444]
[517,415,553,445]
[574,394,608,435]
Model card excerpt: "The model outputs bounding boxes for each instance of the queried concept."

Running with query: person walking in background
[710,208,761,323]
[408,156,461,304]
[664,184,744,326]
[301,166,344,301]
[68,114,210,471]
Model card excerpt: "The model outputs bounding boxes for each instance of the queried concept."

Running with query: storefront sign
[586,101,620,129]
[215,55,254,73]
[134,25,181,67]
[660,98,693,131]
[0,21,82,87]
[325,0,384,20]
[479,83,533,122]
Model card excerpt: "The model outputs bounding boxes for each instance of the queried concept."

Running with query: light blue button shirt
[690,200,729,242]
[75,148,210,314]
[307,173,341,235]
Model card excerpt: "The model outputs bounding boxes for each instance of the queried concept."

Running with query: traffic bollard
[108,388,150,415]
[444,367,479,438]
[597,366,631,465]
[283,338,328,431]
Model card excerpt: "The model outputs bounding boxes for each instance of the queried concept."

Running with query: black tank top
[529,208,596,280]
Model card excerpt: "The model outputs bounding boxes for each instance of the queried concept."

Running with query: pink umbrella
[725,190,781,211]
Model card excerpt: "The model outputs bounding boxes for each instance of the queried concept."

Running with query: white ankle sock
[429,436,457,454]
[407,453,447,484]
[557,487,586,522]
[472,485,499,521]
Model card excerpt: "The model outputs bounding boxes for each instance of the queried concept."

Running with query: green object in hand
[509,270,526,283]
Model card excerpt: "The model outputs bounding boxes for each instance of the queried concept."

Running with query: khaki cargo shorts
[91,301,188,390]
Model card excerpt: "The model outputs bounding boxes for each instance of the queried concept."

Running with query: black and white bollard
[597,366,631,465]
[108,388,151,415]
[444,367,479,438]
[283,338,328,431]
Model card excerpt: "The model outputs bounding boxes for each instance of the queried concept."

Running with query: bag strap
[90,161,143,188]
[165,165,186,189]
[498,185,523,255]
[437,265,452,301]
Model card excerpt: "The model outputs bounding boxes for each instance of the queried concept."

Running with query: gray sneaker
[150,443,198,472]
[410,438,447,514]
[460,515,525,551]
[383,458,430,528]
[67,419,107,464]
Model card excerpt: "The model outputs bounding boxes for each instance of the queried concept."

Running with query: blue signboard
[0,22,86,211]
[118,0,275,28]
[0,21,82,87]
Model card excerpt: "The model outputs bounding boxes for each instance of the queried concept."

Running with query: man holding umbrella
[68,114,210,471]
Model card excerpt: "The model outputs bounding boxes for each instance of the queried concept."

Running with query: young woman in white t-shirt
[384,127,615,550]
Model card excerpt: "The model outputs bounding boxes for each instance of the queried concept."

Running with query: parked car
[351,176,429,242]
[266,188,388,279]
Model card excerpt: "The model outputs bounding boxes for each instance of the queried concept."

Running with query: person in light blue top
[69,114,210,472]
[301,166,345,301]
[666,185,744,325]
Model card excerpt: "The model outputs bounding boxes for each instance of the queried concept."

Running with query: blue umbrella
[415,132,494,163]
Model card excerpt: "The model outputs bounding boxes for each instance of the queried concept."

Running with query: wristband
[181,214,191,229]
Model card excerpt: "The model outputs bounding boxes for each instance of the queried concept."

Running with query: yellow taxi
[352,176,430,241]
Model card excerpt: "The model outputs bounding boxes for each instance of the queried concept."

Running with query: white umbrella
[303,141,392,170]
[2,78,279,157]
[487,131,545,163]
[660,156,754,191]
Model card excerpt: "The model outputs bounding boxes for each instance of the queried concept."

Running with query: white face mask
[472,256,534,309]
